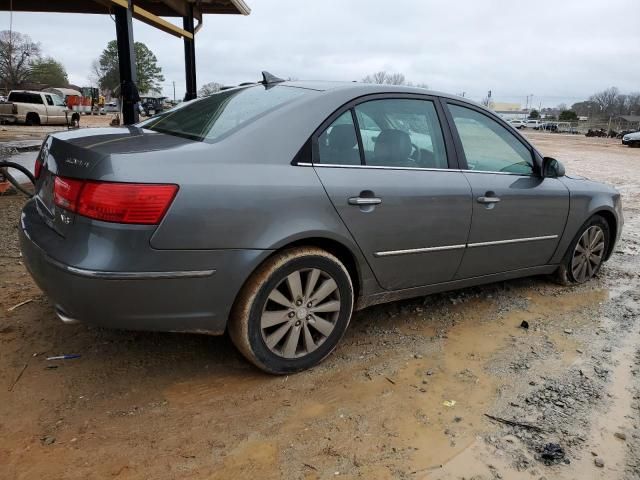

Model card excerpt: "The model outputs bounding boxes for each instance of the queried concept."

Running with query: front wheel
[229,247,354,374]
[555,216,609,285]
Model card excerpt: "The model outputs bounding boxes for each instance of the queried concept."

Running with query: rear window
[8,92,43,104]
[140,85,308,142]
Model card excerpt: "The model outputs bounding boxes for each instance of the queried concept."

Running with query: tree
[0,30,41,90]
[590,87,620,116]
[559,110,578,121]
[95,40,164,94]
[198,81,223,96]
[528,109,540,119]
[362,71,410,86]
[29,57,68,86]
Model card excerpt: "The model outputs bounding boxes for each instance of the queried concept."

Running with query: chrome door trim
[467,235,558,248]
[374,244,466,257]
[373,235,558,257]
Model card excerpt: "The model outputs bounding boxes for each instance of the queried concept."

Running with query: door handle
[348,197,382,206]
[477,196,501,204]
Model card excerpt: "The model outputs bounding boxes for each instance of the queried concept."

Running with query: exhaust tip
[56,308,81,325]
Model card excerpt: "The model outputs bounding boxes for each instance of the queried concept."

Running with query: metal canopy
[0,0,250,18]
[0,0,250,124]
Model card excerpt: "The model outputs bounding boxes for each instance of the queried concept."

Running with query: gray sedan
[19,75,623,373]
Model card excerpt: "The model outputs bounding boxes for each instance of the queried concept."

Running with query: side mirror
[542,157,565,178]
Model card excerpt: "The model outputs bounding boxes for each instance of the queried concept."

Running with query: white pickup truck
[0,90,70,126]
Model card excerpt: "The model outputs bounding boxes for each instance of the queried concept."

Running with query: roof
[0,0,250,17]
[618,115,640,122]
[42,87,82,97]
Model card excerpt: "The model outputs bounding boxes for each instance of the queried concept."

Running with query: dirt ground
[1,130,639,480]
[0,114,121,142]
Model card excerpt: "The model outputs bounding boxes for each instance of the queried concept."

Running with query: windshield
[139,85,309,142]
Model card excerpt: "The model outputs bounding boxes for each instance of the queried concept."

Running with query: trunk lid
[35,126,195,236]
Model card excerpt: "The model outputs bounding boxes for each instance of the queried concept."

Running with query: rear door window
[316,111,361,165]
[354,99,448,169]
[140,85,309,142]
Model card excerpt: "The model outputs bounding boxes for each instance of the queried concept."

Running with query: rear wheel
[25,113,40,126]
[555,216,609,285]
[229,247,354,374]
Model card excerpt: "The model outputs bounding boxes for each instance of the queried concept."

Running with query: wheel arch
[591,208,617,260]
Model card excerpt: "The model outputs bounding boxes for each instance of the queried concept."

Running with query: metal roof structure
[0,0,251,124]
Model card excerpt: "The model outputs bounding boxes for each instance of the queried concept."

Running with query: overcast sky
[1,0,638,108]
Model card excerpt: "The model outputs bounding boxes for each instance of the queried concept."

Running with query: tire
[555,215,610,285]
[71,113,80,127]
[24,113,40,126]
[228,247,354,374]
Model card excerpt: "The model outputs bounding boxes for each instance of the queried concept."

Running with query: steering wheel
[0,161,35,198]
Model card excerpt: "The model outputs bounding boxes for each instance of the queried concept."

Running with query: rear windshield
[8,92,43,104]
[140,85,308,142]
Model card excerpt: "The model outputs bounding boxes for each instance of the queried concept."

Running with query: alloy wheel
[260,268,341,358]
[571,225,605,282]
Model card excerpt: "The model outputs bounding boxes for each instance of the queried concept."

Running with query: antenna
[260,71,285,85]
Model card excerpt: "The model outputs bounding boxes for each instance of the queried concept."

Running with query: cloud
[2,0,638,107]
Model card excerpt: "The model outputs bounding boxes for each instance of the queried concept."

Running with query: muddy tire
[228,247,354,374]
[25,113,40,126]
[71,113,80,127]
[554,215,610,285]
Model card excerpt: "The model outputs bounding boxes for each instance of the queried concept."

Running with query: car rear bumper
[19,199,271,334]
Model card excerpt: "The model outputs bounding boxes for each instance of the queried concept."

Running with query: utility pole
[172,81,176,103]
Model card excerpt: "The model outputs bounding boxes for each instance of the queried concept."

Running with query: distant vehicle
[139,96,167,116]
[0,90,70,125]
[509,119,526,129]
[102,102,119,114]
[43,88,86,125]
[525,119,542,129]
[622,131,640,147]
[20,78,623,373]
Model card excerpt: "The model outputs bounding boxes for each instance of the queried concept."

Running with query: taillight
[54,176,83,211]
[53,176,178,225]
[34,158,43,180]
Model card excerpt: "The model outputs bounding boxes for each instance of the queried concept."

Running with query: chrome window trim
[298,162,537,176]
[298,162,456,173]
[373,235,558,257]
[467,235,558,248]
[374,244,466,257]
[460,169,535,177]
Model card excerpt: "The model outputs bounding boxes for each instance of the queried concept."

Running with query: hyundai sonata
[19,74,623,373]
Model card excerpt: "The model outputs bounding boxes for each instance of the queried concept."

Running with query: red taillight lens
[54,176,84,211]
[53,176,178,225]
[34,158,43,180]
[78,182,178,225]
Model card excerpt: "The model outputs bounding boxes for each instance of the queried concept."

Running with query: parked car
[525,119,541,129]
[102,102,119,114]
[20,78,623,374]
[508,119,527,129]
[622,130,640,147]
[0,90,70,125]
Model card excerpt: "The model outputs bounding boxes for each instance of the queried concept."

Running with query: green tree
[95,40,164,94]
[29,57,68,86]
[528,109,540,119]
[559,110,578,121]
[0,30,41,90]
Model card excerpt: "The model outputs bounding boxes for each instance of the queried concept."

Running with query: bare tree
[362,71,388,84]
[198,81,223,97]
[0,30,41,90]
[385,72,406,85]
[590,87,621,116]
